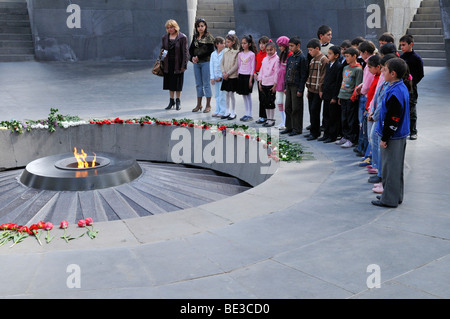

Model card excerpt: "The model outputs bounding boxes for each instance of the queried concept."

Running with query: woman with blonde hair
[161,19,189,110]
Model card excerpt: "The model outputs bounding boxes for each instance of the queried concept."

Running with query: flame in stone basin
[74,147,97,168]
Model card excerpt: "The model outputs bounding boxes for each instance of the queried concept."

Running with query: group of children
[204,25,424,208]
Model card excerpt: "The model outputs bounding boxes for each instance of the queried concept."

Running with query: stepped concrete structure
[196,0,235,36]
[406,0,446,67]
[0,0,34,62]
[3,0,445,66]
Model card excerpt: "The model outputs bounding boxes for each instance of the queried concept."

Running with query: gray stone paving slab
[154,273,257,299]
[227,259,353,299]
[185,231,268,273]
[352,281,439,299]
[393,255,450,298]
[27,247,154,295]
[131,238,225,286]
[274,223,450,296]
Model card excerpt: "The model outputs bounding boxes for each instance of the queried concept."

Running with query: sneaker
[255,118,266,124]
[358,158,372,167]
[240,115,248,121]
[278,125,286,130]
[372,185,383,194]
[368,167,378,174]
[341,140,353,148]
[335,138,347,145]
[410,134,417,140]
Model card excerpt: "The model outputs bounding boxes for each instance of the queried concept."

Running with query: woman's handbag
[152,50,164,77]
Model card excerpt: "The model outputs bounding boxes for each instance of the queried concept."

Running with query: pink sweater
[361,55,375,96]
[258,53,279,86]
[237,51,256,75]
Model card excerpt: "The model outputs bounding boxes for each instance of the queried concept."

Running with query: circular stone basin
[20,152,142,191]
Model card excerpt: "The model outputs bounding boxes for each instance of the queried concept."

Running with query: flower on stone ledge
[78,218,99,239]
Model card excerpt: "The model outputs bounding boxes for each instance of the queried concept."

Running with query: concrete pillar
[384,0,422,45]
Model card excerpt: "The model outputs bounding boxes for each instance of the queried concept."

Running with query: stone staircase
[406,0,446,67]
[0,0,34,62]
[196,0,235,38]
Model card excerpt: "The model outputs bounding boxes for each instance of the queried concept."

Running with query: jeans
[213,81,226,115]
[370,121,382,177]
[357,95,368,152]
[193,62,212,98]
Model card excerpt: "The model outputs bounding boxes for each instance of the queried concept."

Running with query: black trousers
[260,85,276,110]
[307,91,322,138]
[285,84,304,133]
[340,98,359,144]
[257,81,266,119]
[323,99,341,140]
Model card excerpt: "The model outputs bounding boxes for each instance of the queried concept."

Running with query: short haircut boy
[344,47,359,57]
[317,25,332,38]
[307,38,321,49]
[358,40,376,54]
[379,32,395,44]
[329,45,340,56]
[289,37,301,46]
[351,37,365,47]
[380,43,398,56]
[381,53,397,66]
[340,40,352,49]
[399,34,414,44]
[214,36,225,46]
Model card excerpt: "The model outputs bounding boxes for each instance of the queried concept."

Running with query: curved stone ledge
[0,124,336,253]
[0,124,276,187]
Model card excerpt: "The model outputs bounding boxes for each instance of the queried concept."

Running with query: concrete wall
[441,0,450,66]
[0,124,275,187]
[232,0,387,49]
[384,0,421,46]
[26,0,195,61]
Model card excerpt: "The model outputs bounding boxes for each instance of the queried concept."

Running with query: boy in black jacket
[400,34,424,140]
[281,37,308,136]
[320,46,343,143]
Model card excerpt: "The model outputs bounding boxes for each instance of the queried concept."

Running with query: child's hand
[211,79,215,85]
[380,141,388,149]
[249,79,253,88]
[271,84,276,93]
[258,82,262,91]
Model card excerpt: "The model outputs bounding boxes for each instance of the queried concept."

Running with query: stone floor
[0,61,449,300]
